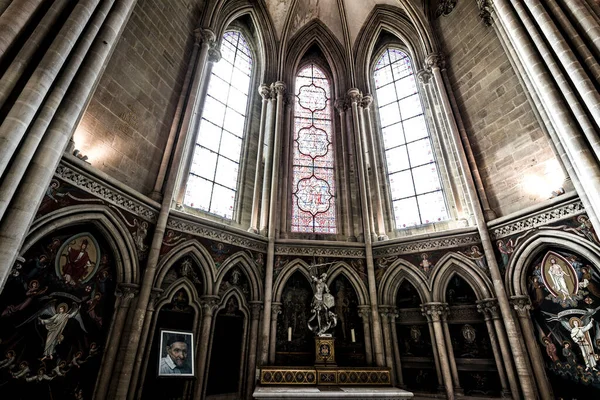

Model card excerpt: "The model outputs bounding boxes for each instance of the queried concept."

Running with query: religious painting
[157,330,194,377]
[528,249,600,397]
[0,226,115,399]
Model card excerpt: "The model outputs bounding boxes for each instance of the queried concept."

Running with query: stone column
[358,306,373,365]
[426,318,445,391]
[477,299,517,399]
[96,284,138,400]
[422,303,454,400]
[268,303,282,364]
[249,84,272,233]
[246,302,262,400]
[334,98,355,241]
[441,310,462,394]
[259,91,276,234]
[348,88,386,366]
[0,0,45,64]
[361,94,387,240]
[389,308,404,387]
[560,0,600,56]
[511,296,553,400]
[379,306,397,386]
[193,296,219,399]
[356,95,377,241]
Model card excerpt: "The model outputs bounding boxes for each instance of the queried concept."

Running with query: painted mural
[529,249,600,398]
[0,227,116,399]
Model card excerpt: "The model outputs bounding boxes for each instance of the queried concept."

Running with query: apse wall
[433,0,563,217]
[74,0,201,194]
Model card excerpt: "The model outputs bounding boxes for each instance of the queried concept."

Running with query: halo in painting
[540,251,578,299]
[55,233,101,285]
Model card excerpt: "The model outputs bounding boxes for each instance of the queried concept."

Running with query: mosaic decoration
[184,30,253,219]
[0,227,116,399]
[374,48,448,228]
[528,249,600,397]
[292,63,336,233]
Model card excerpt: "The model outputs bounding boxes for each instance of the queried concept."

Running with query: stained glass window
[291,64,336,233]
[184,31,252,219]
[374,48,448,228]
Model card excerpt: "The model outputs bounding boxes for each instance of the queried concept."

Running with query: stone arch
[431,252,493,302]
[273,258,312,302]
[506,229,600,297]
[215,251,263,301]
[155,240,216,294]
[326,261,369,305]
[378,258,431,305]
[155,278,203,316]
[23,204,139,284]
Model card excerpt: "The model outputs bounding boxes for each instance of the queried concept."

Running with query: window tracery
[374,48,449,228]
[184,31,253,219]
[291,64,336,233]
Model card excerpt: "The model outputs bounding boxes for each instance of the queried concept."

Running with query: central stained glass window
[291,64,336,233]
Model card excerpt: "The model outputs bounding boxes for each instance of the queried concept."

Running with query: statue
[308,272,337,336]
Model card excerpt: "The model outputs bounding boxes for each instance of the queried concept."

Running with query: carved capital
[148,289,164,311]
[435,0,457,18]
[250,301,263,320]
[510,295,532,317]
[208,47,221,63]
[272,81,286,97]
[116,284,139,307]
[334,98,349,113]
[200,295,220,316]
[259,84,272,100]
[360,94,373,109]
[346,88,362,104]
[271,302,283,318]
[378,305,393,320]
[421,302,448,321]
[416,69,433,84]
[194,28,216,46]
[477,298,500,319]
[477,0,493,26]
[425,53,445,70]
[358,306,371,322]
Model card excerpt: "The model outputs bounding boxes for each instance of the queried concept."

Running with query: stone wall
[433,0,563,217]
[74,0,201,194]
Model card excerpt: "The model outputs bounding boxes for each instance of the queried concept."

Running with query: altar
[253,386,413,399]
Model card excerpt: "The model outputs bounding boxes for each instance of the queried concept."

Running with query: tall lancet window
[184,31,252,219]
[374,48,448,228]
[291,64,336,233]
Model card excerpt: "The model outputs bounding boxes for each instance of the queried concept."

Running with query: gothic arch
[215,251,263,300]
[272,258,312,302]
[283,19,349,96]
[353,5,437,92]
[155,240,216,294]
[378,258,431,305]
[431,252,493,302]
[155,278,203,315]
[506,229,600,297]
[23,204,139,284]
[326,261,369,305]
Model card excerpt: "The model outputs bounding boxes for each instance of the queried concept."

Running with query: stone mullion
[422,303,454,399]
[358,306,374,365]
[335,98,355,241]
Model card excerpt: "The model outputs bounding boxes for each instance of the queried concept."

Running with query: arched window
[291,64,336,233]
[374,48,448,228]
[183,31,252,219]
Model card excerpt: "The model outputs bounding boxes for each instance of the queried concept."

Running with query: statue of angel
[18,301,87,361]
[543,306,600,371]
[308,272,337,336]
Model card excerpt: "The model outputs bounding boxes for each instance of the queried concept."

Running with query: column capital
[208,47,221,63]
[271,302,283,317]
[272,81,286,96]
[360,94,373,108]
[358,305,371,321]
[425,53,446,70]
[259,83,272,100]
[250,301,263,320]
[421,302,449,321]
[334,98,349,113]
[477,0,493,26]
[435,0,457,18]
[510,295,532,317]
[200,295,220,316]
[116,283,139,300]
[416,69,433,84]
[346,88,362,104]
[194,28,216,46]
[148,288,164,311]
[378,305,394,320]
[477,298,500,319]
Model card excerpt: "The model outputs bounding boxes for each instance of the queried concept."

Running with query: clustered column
[422,302,454,399]
[358,305,374,365]
[246,302,263,400]
[194,295,219,399]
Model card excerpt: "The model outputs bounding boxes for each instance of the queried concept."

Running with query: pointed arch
[23,204,139,285]
[378,258,431,305]
[215,251,263,300]
[283,19,349,96]
[155,278,203,316]
[272,258,313,302]
[353,5,437,92]
[216,285,251,317]
[155,240,216,294]
[506,229,600,297]
[326,262,369,305]
[430,252,493,302]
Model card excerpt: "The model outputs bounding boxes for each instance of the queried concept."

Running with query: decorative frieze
[396,308,426,324]
[274,244,365,258]
[373,233,480,257]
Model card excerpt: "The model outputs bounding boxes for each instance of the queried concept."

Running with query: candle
[288,327,292,341]
[351,328,356,343]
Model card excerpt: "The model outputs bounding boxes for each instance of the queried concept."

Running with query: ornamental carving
[477,299,500,319]
[372,233,480,257]
[274,245,365,258]
[435,0,457,18]
[510,295,532,317]
[477,0,493,26]
[421,303,449,321]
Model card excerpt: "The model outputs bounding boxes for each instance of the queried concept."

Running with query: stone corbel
[435,0,457,18]
[477,0,493,26]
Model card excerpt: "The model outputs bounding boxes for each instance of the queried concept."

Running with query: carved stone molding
[446,305,482,323]
[396,308,427,324]
[477,0,493,26]
[421,302,449,321]
[274,244,365,258]
[435,0,457,18]
[490,199,584,239]
[55,164,158,222]
[166,216,267,252]
[200,295,220,316]
[510,295,532,318]
[477,298,500,320]
[373,233,480,257]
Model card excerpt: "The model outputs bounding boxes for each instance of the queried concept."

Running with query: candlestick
[288,327,292,341]
[351,328,356,343]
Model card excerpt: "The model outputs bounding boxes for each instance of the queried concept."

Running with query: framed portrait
[157,329,195,377]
